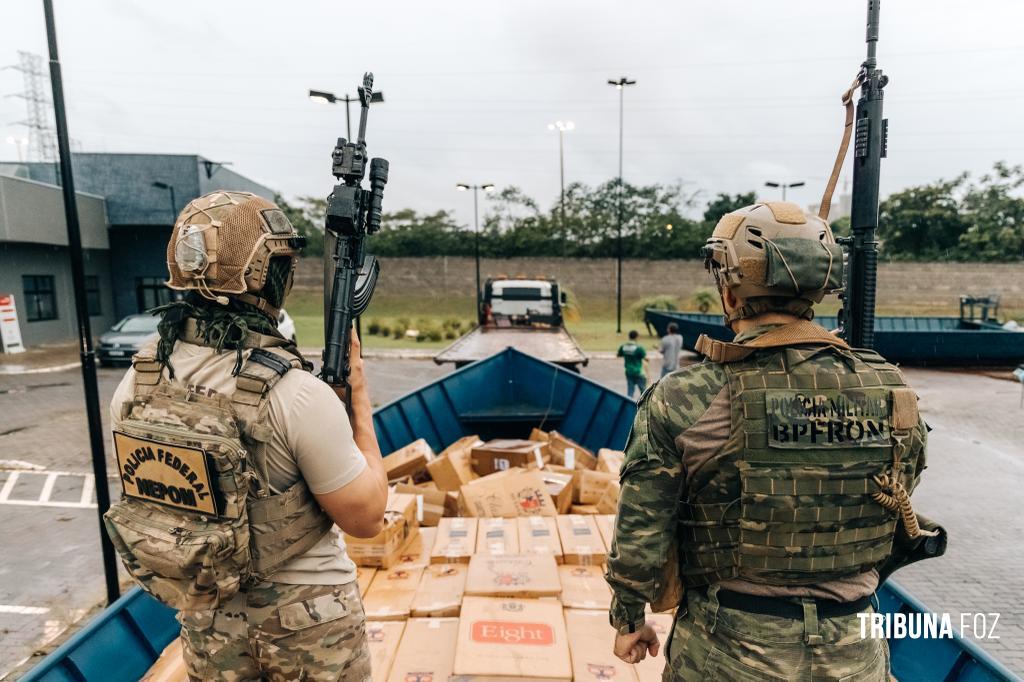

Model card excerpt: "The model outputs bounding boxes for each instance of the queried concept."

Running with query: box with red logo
[410,563,468,617]
[367,620,406,682]
[387,617,460,682]
[558,564,612,610]
[464,553,561,599]
[517,516,563,564]
[453,596,572,680]
[565,609,639,682]
[460,468,557,518]
[362,564,425,621]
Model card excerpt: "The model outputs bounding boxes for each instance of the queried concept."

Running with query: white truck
[434,277,588,370]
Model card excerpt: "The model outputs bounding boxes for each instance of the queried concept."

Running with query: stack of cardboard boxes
[347,433,674,681]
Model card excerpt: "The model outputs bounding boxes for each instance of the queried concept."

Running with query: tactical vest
[677,337,922,588]
[103,336,333,611]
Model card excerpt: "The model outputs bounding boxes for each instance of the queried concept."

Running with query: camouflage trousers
[177,580,371,681]
[663,588,890,681]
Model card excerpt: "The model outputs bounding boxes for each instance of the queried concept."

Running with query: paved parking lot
[0,356,1021,676]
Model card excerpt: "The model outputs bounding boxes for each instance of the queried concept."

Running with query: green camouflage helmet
[701,201,844,321]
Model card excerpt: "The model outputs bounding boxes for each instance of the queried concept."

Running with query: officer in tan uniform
[606,202,946,680]
[105,190,388,681]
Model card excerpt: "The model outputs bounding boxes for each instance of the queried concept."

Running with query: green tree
[878,176,967,260]
[957,163,1024,261]
[702,191,757,223]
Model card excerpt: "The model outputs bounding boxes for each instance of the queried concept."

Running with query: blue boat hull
[22,349,1015,681]
[645,310,1024,365]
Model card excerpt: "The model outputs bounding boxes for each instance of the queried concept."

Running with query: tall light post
[547,120,574,243]
[608,76,636,334]
[152,181,176,222]
[309,88,384,140]
[457,183,495,306]
[764,180,805,201]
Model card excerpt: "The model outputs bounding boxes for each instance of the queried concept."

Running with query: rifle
[820,0,888,348]
[320,72,389,397]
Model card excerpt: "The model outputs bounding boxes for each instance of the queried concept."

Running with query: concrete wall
[0,242,116,347]
[293,256,1024,310]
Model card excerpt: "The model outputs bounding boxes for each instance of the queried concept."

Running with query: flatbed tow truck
[434,277,588,370]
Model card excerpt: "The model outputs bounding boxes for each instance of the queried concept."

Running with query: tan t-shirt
[110,340,367,586]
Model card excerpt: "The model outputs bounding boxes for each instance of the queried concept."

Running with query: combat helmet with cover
[103,191,332,612]
[701,201,843,323]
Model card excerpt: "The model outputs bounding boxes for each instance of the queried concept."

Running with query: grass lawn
[286,289,1023,353]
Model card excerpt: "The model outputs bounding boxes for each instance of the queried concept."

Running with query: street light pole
[608,77,636,334]
[764,180,805,201]
[457,183,495,307]
[152,181,176,222]
[42,0,120,606]
[547,121,574,248]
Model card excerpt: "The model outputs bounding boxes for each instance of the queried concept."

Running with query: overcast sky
[2,0,1024,226]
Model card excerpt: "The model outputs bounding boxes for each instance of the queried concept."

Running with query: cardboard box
[460,468,557,518]
[345,492,420,568]
[632,613,675,682]
[595,514,616,552]
[431,517,479,563]
[387,617,460,682]
[542,470,575,514]
[476,517,520,556]
[471,439,548,475]
[517,515,563,564]
[571,504,601,515]
[140,637,185,682]
[547,431,597,470]
[367,620,406,682]
[465,553,561,599]
[394,482,448,526]
[578,470,617,505]
[396,526,436,569]
[556,515,607,565]
[410,563,468,617]
[595,480,621,514]
[596,448,625,475]
[362,565,425,620]
[428,435,482,491]
[565,609,639,682]
[356,566,377,597]
[529,427,550,443]
[558,564,612,610]
[453,596,572,681]
[385,438,433,481]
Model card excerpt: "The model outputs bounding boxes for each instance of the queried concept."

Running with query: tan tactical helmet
[166,190,303,315]
[702,201,844,322]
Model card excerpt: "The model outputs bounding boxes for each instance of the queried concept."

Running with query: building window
[136,277,174,312]
[23,275,58,322]
[85,275,102,316]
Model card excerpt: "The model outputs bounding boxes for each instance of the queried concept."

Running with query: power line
[7,51,57,162]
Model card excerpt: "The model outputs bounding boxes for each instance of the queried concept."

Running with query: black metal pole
[473,186,481,304]
[168,185,176,221]
[616,86,624,334]
[43,0,120,606]
[344,96,352,141]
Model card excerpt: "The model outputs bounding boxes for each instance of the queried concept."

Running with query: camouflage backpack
[103,344,333,611]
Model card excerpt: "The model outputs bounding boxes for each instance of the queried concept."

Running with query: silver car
[97,314,160,366]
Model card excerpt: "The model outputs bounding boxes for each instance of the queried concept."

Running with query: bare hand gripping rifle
[820,0,888,349]
[321,73,389,395]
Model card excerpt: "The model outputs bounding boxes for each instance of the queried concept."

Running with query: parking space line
[0,471,19,503]
[37,472,59,503]
[0,605,50,615]
[79,474,95,506]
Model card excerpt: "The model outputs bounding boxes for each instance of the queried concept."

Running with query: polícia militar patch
[113,431,219,515]
[765,389,891,448]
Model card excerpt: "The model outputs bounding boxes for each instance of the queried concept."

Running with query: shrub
[379,324,391,337]
[445,329,458,340]
[629,295,678,321]
[689,287,718,313]
[367,319,381,336]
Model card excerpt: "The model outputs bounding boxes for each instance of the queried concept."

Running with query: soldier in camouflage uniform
[606,202,946,681]
[106,191,389,681]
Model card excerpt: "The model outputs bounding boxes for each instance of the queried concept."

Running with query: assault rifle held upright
[320,73,389,396]
[837,0,888,348]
